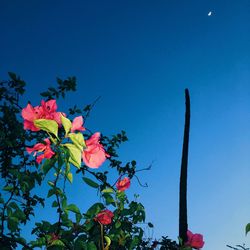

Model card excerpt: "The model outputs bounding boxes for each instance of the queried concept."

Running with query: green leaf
[61,213,73,227]
[76,213,82,224]
[30,237,46,247]
[66,172,73,183]
[13,209,26,221]
[62,197,67,209]
[8,72,17,81]
[117,191,126,201]
[7,216,19,232]
[103,193,115,206]
[3,185,13,192]
[48,181,55,187]
[115,221,121,229]
[68,132,86,151]
[47,188,61,198]
[65,162,70,173]
[42,158,55,175]
[86,242,97,250]
[63,143,82,168]
[246,223,250,235]
[85,203,104,218]
[52,201,58,207]
[82,177,99,189]
[57,153,64,168]
[104,236,111,250]
[8,202,19,210]
[16,237,26,246]
[20,181,30,193]
[148,222,154,228]
[47,189,55,198]
[129,236,140,250]
[40,91,51,97]
[50,239,65,247]
[74,236,88,249]
[102,188,114,194]
[7,207,12,217]
[65,204,81,214]
[34,119,58,137]
[61,114,72,136]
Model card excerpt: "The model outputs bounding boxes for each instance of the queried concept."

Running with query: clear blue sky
[1,0,250,249]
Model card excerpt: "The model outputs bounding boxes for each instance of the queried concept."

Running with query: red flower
[94,209,114,225]
[82,132,109,168]
[26,138,55,164]
[186,230,204,249]
[116,177,131,191]
[22,100,62,131]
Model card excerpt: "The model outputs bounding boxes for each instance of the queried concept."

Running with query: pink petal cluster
[82,132,109,169]
[22,100,62,131]
[116,177,131,191]
[186,230,205,249]
[26,138,55,164]
[71,116,85,133]
[94,209,114,225]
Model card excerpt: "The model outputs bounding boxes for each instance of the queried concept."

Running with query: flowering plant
[0,73,205,250]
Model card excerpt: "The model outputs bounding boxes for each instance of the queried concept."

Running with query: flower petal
[71,116,85,133]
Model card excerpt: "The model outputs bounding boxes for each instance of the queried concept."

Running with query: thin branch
[135,162,153,173]
[134,175,148,188]
[84,96,101,121]
[84,168,114,190]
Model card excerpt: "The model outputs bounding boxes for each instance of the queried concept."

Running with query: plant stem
[54,166,63,235]
[100,223,104,250]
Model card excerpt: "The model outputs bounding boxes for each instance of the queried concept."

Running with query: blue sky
[1,0,250,249]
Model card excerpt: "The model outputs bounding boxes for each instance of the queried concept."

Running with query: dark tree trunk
[179,88,190,244]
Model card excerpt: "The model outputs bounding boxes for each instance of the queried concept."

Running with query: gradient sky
[1,0,250,249]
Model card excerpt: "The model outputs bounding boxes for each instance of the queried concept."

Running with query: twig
[135,162,153,173]
[134,175,148,188]
[84,96,101,121]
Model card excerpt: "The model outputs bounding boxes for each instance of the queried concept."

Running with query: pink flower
[186,230,205,249]
[82,132,109,169]
[116,177,131,191]
[94,209,114,225]
[40,100,62,125]
[71,116,85,133]
[22,100,62,131]
[26,138,55,164]
[22,104,43,131]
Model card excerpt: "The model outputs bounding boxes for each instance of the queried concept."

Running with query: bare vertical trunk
[179,88,190,244]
